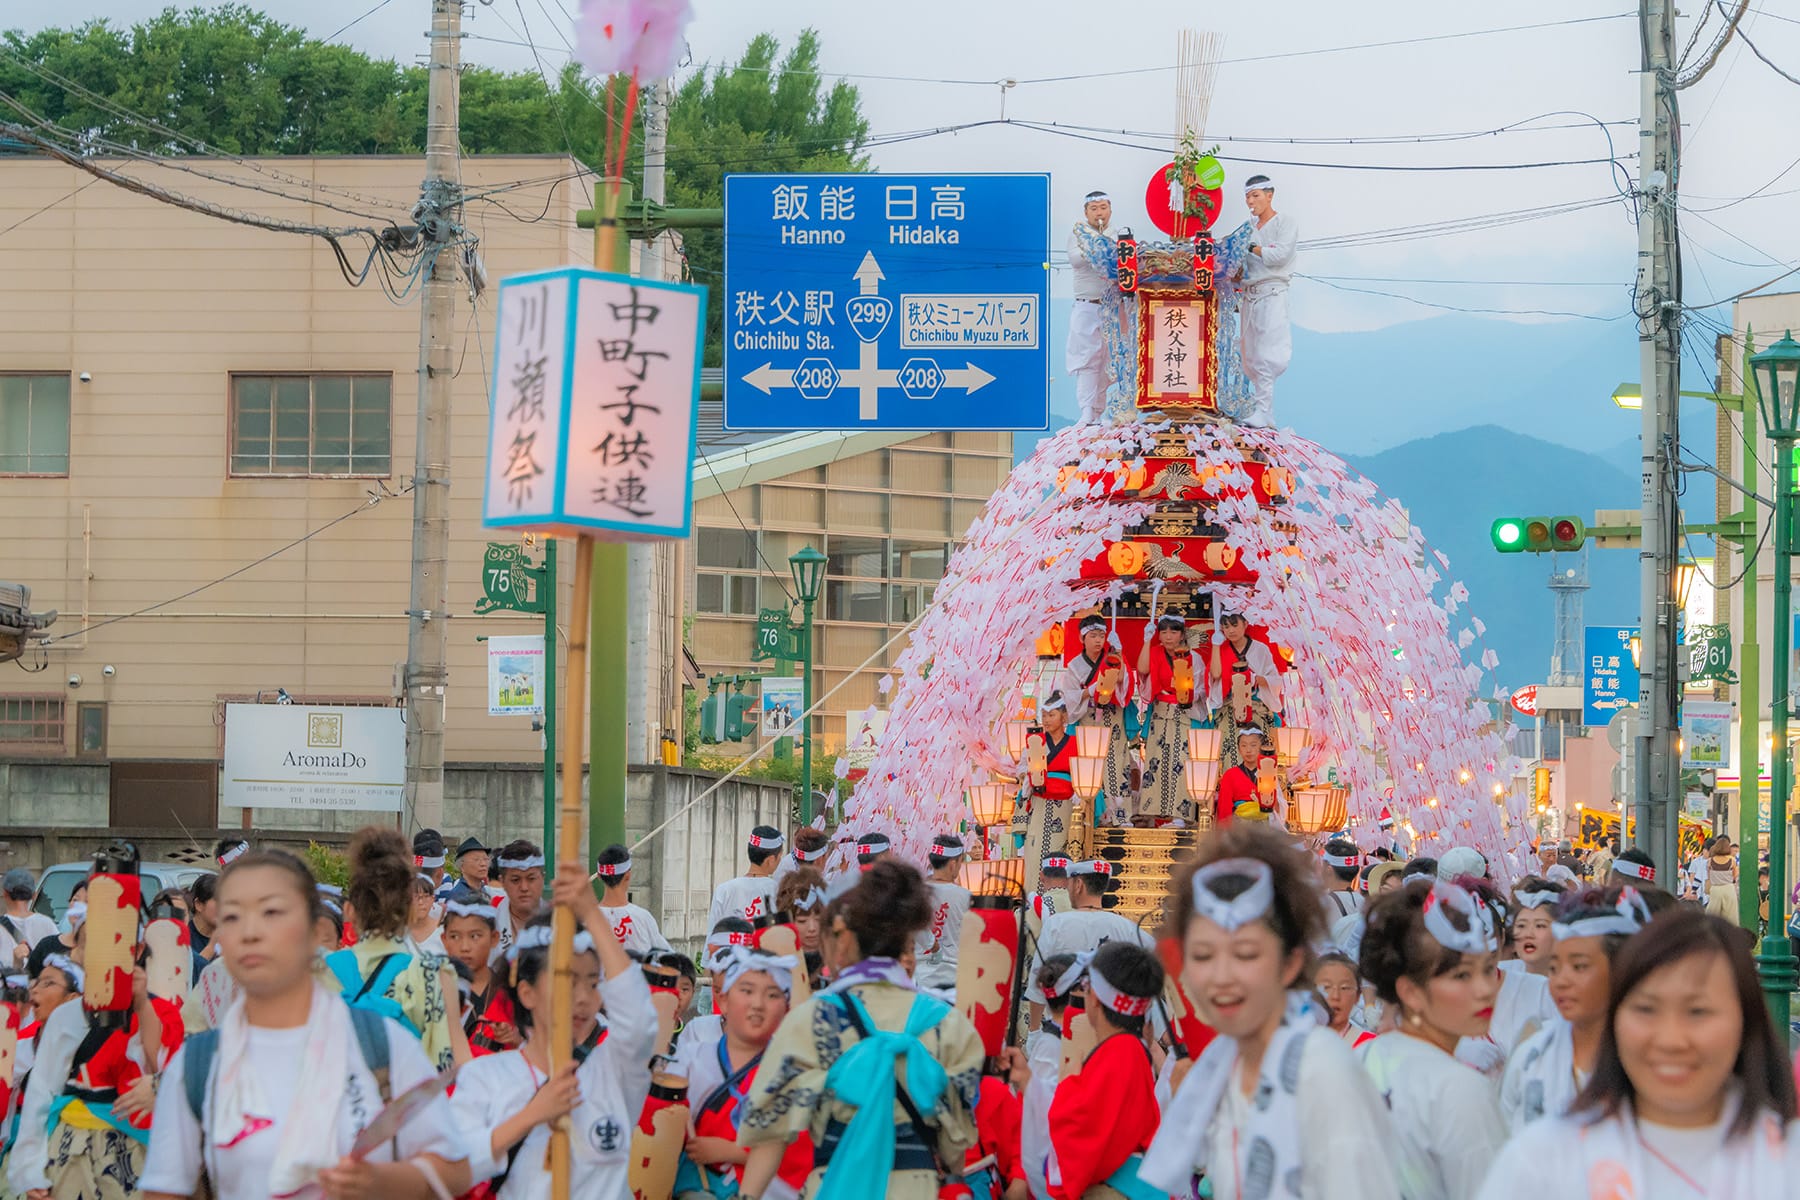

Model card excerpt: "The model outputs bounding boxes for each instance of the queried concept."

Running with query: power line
[43,489,404,644]
[1297,273,1629,321]
[324,0,401,43]
[0,178,96,239]
[1728,4,1800,86]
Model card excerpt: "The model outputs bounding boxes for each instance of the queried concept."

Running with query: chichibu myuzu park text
[3,1,1800,1199]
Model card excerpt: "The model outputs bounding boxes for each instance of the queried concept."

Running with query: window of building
[0,374,71,475]
[75,701,106,757]
[890,583,936,624]
[230,374,391,477]
[697,573,759,616]
[0,695,64,751]
[826,535,885,580]
[890,539,948,580]
[826,579,886,624]
[697,527,758,571]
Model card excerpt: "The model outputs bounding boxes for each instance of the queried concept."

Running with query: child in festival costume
[1134,614,1198,825]
[327,828,466,1070]
[1507,877,1566,978]
[1141,822,1400,1200]
[492,840,546,963]
[1313,951,1374,1048]
[1498,886,1651,1131]
[441,895,506,1055]
[1010,954,1074,1200]
[1014,697,1080,865]
[1477,910,1800,1200]
[139,849,469,1200]
[709,829,785,928]
[592,844,671,958]
[1025,861,1149,1029]
[448,863,657,1200]
[675,946,813,1200]
[738,861,983,1200]
[1043,942,1163,1200]
[1357,879,1505,1200]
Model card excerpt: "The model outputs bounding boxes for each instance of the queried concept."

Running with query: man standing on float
[1057,614,1136,826]
[1236,174,1297,428]
[1204,611,1282,772]
[1066,190,1115,423]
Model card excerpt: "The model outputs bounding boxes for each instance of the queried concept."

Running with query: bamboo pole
[549,533,594,1199]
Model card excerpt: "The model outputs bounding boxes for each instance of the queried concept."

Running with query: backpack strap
[345,1004,393,1104]
[183,1030,220,1123]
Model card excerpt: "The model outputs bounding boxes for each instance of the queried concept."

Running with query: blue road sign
[723,173,1050,431]
[1584,625,1640,727]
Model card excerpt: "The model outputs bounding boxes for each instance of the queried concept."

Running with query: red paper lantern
[953,896,1021,1058]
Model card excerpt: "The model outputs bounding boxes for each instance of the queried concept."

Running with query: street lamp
[788,545,826,824]
[1753,330,1800,1030]
[1674,559,1699,612]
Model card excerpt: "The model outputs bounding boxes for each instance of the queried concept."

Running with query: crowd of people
[0,816,1795,1200]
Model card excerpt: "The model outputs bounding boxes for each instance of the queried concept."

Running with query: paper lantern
[753,920,810,1005]
[954,896,1022,1058]
[1074,725,1111,760]
[1058,996,1100,1080]
[1289,785,1348,834]
[1157,935,1216,1058]
[1203,543,1238,573]
[1261,466,1295,499]
[1107,541,1148,575]
[1070,756,1105,802]
[1275,725,1311,762]
[483,269,705,541]
[144,914,192,1002]
[0,1003,16,1120]
[1184,758,1219,800]
[630,1074,689,1200]
[1034,624,1066,658]
[968,782,1013,827]
[1004,720,1032,762]
[1187,727,1222,762]
[83,842,142,1026]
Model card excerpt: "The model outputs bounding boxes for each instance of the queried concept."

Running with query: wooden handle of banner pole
[549,534,594,1200]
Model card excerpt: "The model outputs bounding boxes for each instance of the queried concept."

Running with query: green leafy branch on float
[1164,131,1224,223]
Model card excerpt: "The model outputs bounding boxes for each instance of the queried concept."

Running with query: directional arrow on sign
[742,364,794,394]
[943,364,996,393]
[853,250,885,294]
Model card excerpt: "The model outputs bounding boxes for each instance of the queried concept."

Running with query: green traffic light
[1491,518,1526,552]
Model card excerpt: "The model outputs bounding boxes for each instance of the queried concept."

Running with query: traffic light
[700,685,724,745]
[725,688,757,742]
[1490,515,1585,554]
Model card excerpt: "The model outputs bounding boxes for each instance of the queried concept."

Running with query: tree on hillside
[2,9,869,355]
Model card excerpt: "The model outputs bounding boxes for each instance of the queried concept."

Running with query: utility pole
[403,0,463,833]
[1633,0,1682,878]
[625,80,669,766]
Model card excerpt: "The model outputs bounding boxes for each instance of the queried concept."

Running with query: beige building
[0,153,674,829]
[686,430,1014,752]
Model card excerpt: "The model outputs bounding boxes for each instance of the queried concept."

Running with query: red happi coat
[1146,645,1198,707]
[690,1043,814,1192]
[1046,1033,1159,1200]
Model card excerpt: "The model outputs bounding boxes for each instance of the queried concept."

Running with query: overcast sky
[6,0,1798,334]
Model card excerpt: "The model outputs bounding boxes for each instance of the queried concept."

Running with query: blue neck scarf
[817,989,951,1198]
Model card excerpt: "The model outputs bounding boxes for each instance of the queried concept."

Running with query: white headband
[414,854,445,870]
[1515,890,1561,910]
[791,886,827,912]
[444,899,498,923]
[1323,851,1361,869]
[931,837,966,857]
[46,954,84,993]
[793,843,829,863]
[1084,191,1111,204]
[748,832,785,851]
[1614,859,1656,883]
[1042,856,1072,871]
[716,945,799,996]
[506,925,592,962]
[704,928,757,967]
[1090,970,1154,1018]
[595,858,633,879]
[321,898,344,919]
[858,835,891,856]
[1041,693,1068,713]
[1190,858,1276,931]
[495,854,545,871]
[1069,860,1113,878]
[218,842,248,866]
[1245,178,1276,193]
[416,873,436,889]
[1422,882,1497,956]
[3,972,27,990]
[65,902,87,926]
[1554,889,1651,942]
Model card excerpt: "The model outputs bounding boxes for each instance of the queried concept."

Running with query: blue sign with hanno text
[723,173,1050,430]
[1583,625,1641,727]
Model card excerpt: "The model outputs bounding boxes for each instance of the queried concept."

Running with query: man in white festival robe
[1235,174,1297,428]
[1065,190,1115,423]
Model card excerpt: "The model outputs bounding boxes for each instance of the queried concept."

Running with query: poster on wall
[1679,700,1732,769]
[222,704,404,813]
[760,676,803,738]
[487,635,547,716]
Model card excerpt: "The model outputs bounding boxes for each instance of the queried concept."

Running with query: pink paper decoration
[574,0,693,80]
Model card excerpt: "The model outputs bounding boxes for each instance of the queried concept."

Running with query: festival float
[836,34,1533,946]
